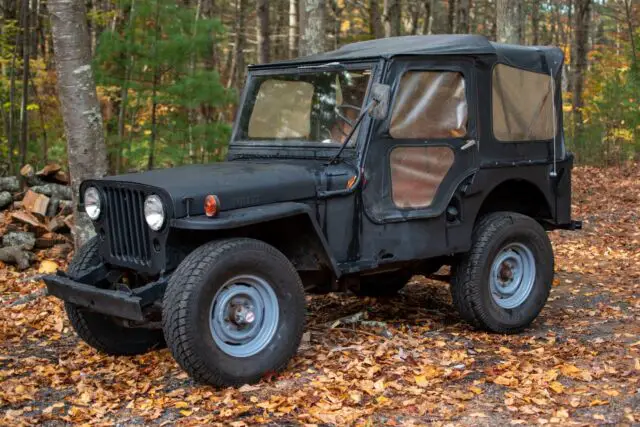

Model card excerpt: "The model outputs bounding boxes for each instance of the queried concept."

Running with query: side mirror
[368,83,391,120]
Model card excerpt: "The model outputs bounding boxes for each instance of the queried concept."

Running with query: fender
[171,202,341,277]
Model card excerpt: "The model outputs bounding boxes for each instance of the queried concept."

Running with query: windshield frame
[230,61,379,152]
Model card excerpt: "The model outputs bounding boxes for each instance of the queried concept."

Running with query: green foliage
[93,0,233,171]
[566,28,640,165]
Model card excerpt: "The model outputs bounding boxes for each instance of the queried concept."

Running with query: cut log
[47,216,67,232]
[58,200,73,216]
[31,183,73,200]
[48,243,73,259]
[2,231,36,250]
[0,176,20,192]
[22,189,51,216]
[11,211,47,230]
[53,170,70,184]
[0,246,33,270]
[36,163,63,177]
[0,191,12,210]
[63,214,74,230]
[12,201,23,210]
[20,164,46,187]
[45,198,60,217]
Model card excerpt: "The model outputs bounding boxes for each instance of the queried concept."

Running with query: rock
[31,183,72,200]
[2,231,36,250]
[0,191,12,210]
[0,176,20,192]
[0,246,33,270]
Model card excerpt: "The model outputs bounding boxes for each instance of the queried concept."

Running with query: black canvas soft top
[250,34,564,75]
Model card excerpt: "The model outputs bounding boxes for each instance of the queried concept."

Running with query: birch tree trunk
[288,0,298,57]
[496,0,523,44]
[49,0,108,248]
[257,0,270,63]
[299,0,325,56]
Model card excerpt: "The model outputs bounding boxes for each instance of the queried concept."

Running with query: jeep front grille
[103,187,151,266]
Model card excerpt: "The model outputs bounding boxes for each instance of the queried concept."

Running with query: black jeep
[43,35,580,387]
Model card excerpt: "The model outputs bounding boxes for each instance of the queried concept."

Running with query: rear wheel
[450,212,554,333]
[65,237,165,355]
[162,238,306,387]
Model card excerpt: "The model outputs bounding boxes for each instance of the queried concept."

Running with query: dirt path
[1,165,639,425]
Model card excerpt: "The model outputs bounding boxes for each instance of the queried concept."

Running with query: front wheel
[65,237,165,355]
[450,212,554,333]
[162,238,306,387]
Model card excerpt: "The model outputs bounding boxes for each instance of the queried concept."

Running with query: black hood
[101,160,320,218]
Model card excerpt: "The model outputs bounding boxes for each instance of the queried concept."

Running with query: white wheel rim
[490,242,536,309]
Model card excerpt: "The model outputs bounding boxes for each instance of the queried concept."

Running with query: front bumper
[43,272,167,322]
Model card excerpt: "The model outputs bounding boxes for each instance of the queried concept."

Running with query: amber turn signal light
[204,195,220,217]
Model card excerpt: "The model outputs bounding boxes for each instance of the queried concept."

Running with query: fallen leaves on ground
[1,164,639,425]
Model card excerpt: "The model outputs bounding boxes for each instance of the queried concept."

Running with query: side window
[390,146,454,208]
[389,71,467,139]
[492,64,554,141]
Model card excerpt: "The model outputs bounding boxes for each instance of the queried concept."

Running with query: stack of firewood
[0,164,75,270]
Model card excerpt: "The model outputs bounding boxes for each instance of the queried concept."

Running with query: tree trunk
[49,0,108,248]
[531,0,540,44]
[257,0,270,63]
[148,0,161,170]
[571,0,591,133]
[622,0,637,70]
[422,0,432,34]
[369,0,384,38]
[456,0,471,34]
[447,0,456,33]
[230,0,247,85]
[408,1,420,35]
[299,0,325,55]
[496,0,523,44]
[288,0,298,57]
[20,0,31,168]
[382,0,400,37]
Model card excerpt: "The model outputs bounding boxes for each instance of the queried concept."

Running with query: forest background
[0,0,637,175]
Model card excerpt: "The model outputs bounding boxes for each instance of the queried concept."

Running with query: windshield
[235,68,372,145]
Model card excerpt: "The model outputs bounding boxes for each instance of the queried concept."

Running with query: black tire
[450,212,554,334]
[162,238,306,387]
[355,270,413,297]
[64,237,165,355]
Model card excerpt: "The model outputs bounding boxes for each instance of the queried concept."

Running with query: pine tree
[93,0,233,170]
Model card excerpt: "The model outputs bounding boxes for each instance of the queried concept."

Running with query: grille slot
[104,187,150,266]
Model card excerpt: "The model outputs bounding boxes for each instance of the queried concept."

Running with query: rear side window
[389,71,467,139]
[492,64,554,141]
[390,146,454,208]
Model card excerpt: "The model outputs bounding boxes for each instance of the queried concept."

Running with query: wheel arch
[170,203,340,278]
[474,178,553,224]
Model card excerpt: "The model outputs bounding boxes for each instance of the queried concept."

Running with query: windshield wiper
[298,61,346,71]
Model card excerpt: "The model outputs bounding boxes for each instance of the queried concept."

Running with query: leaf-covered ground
[1,165,639,426]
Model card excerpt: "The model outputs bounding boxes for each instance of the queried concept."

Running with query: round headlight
[144,195,165,231]
[84,187,101,220]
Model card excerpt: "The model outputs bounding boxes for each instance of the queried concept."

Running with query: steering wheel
[331,104,361,138]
